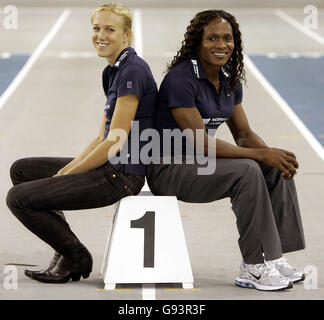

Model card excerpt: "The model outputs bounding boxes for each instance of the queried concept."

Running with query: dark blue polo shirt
[102,47,157,175]
[156,56,243,156]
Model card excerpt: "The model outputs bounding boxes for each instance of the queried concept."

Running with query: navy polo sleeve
[163,71,197,108]
[116,64,147,99]
[234,81,243,105]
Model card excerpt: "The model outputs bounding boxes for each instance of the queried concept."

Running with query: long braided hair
[168,10,246,90]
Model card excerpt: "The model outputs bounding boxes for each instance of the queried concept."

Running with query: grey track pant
[146,158,305,264]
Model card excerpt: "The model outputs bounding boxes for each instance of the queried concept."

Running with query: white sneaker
[268,257,305,283]
[235,261,293,291]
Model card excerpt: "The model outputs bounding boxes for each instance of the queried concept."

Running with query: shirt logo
[221,67,230,78]
[203,117,229,126]
[191,60,200,79]
[127,81,132,89]
[114,51,128,68]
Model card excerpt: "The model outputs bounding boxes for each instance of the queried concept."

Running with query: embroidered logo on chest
[203,117,229,126]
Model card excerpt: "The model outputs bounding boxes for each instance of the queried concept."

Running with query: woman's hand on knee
[258,148,298,179]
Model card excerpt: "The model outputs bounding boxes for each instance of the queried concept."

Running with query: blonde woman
[6,3,157,283]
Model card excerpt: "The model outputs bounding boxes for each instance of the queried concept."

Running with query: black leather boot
[29,245,93,284]
[24,211,65,280]
[25,251,61,279]
[11,208,92,283]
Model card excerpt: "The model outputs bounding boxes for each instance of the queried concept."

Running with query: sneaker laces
[278,257,291,267]
[271,257,293,269]
[258,261,281,278]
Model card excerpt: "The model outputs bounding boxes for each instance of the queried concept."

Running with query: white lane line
[265,52,324,59]
[133,8,143,57]
[133,9,155,300]
[244,53,324,162]
[274,9,324,46]
[0,52,11,59]
[0,8,71,111]
[142,283,156,300]
[59,51,96,59]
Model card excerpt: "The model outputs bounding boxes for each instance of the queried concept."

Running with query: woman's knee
[9,158,28,184]
[6,185,18,211]
[6,184,28,213]
[237,159,263,180]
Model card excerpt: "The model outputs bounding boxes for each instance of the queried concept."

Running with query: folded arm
[171,103,298,178]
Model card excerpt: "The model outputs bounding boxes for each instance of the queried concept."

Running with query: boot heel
[71,273,81,281]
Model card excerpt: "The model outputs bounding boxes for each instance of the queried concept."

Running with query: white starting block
[101,182,194,290]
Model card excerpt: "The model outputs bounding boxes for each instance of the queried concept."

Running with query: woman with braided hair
[146,10,305,291]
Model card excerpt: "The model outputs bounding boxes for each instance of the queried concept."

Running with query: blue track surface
[250,55,324,147]
[0,54,30,96]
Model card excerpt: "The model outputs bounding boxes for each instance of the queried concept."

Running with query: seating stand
[101,184,194,290]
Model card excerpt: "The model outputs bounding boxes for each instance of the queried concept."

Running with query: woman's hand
[257,148,299,179]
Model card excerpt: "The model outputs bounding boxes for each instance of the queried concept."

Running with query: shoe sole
[235,277,293,291]
[24,271,34,279]
[25,271,66,283]
[290,273,305,283]
[30,275,72,284]
[26,270,92,283]
[25,270,46,281]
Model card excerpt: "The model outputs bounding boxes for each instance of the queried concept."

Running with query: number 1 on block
[130,211,155,268]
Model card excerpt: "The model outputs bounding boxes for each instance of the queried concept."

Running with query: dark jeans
[147,158,305,264]
[6,157,145,256]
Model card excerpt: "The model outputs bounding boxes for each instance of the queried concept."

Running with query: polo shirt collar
[190,55,231,80]
[112,47,135,69]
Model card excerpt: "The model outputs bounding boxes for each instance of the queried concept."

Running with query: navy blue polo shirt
[156,56,243,156]
[102,47,157,175]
